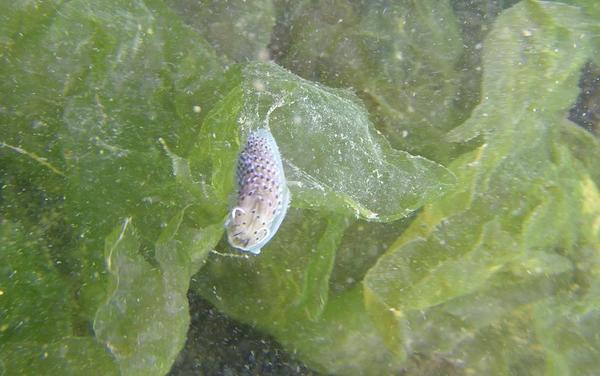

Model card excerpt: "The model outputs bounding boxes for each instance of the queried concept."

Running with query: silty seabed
[225,128,291,254]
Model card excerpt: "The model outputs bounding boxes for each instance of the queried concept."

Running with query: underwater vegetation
[1,0,599,375]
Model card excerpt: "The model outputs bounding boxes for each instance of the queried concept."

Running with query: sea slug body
[225,128,291,254]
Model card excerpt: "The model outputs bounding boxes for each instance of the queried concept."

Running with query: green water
[1,1,599,375]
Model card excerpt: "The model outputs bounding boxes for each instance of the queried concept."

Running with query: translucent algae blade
[239,62,456,221]
[195,62,456,223]
[225,128,291,254]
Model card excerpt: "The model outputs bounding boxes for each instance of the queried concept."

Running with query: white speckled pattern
[225,128,291,254]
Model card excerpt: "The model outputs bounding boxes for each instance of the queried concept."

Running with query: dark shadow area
[169,292,320,376]
[569,62,600,136]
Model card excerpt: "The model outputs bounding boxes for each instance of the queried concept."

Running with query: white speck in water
[252,79,266,92]
[257,48,270,61]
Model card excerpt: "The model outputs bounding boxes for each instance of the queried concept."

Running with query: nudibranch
[225,128,291,254]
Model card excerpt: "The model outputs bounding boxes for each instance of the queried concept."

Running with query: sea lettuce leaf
[194,61,456,222]
[0,338,119,376]
[1,1,225,374]
[2,0,599,375]
[363,1,600,374]
[94,215,217,376]
[1,0,225,317]
[192,60,456,373]
[277,0,469,162]
[0,221,72,352]
[0,220,120,374]
[195,212,407,375]
[165,0,275,63]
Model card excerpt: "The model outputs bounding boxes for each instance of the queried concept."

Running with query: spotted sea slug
[225,128,291,254]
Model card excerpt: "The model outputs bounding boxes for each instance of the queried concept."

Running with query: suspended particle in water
[225,128,291,254]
